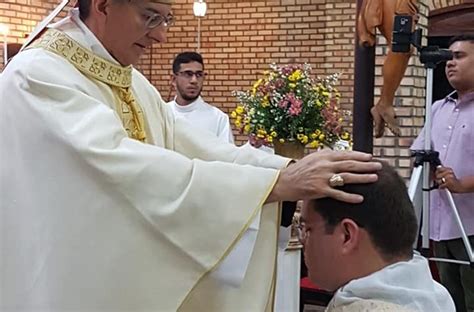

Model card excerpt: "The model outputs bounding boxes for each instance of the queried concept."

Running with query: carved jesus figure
[358,0,419,137]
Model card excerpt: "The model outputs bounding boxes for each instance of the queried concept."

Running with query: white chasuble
[168,97,261,287]
[0,9,291,311]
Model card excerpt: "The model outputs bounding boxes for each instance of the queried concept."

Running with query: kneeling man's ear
[339,219,361,254]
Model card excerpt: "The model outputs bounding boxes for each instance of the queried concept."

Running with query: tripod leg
[421,161,431,254]
[446,190,474,263]
[409,166,423,248]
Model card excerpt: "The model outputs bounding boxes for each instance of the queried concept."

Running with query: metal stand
[408,66,474,267]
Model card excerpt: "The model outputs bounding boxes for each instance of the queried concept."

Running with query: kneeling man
[299,161,455,311]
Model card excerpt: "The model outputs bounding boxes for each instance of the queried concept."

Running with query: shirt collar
[445,90,474,107]
[445,91,457,103]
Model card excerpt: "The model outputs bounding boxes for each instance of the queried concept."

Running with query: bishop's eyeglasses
[130,0,176,29]
[142,11,175,29]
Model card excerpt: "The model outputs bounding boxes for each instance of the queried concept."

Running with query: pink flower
[288,101,302,116]
[278,98,289,109]
[321,98,343,134]
[274,78,285,89]
[284,93,303,116]
[281,64,302,76]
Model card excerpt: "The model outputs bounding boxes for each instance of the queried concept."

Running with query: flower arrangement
[231,63,351,150]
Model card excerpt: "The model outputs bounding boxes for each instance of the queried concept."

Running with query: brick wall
[137,0,359,145]
[0,0,455,179]
[0,0,70,71]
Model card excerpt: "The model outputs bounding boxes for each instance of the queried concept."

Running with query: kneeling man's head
[300,161,417,291]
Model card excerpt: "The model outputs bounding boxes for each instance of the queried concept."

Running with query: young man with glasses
[1,0,383,311]
[299,161,455,311]
[168,52,234,144]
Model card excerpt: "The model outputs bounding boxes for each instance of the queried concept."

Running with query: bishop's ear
[90,0,111,18]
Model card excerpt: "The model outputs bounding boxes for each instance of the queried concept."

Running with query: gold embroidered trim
[114,86,147,142]
[28,28,132,88]
[28,28,147,142]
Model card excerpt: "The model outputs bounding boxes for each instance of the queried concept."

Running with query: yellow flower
[319,134,325,141]
[261,96,270,107]
[271,131,277,137]
[300,135,309,144]
[310,133,317,139]
[314,129,321,137]
[230,111,237,118]
[279,138,285,143]
[309,140,320,149]
[288,70,302,82]
[234,120,242,127]
[235,106,245,115]
[266,135,273,143]
[244,124,251,133]
[253,78,263,90]
[341,132,350,140]
[289,83,296,89]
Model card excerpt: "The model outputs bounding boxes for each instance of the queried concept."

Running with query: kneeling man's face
[300,201,341,291]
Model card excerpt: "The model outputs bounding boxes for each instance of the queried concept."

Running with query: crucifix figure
[358,0,419,138]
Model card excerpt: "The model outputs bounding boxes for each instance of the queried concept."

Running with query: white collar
[49,8,121,65]
[172,96,205,113]
[331,254,454,311]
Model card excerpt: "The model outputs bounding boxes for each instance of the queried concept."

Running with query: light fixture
[193,0,207,17]
[0,23,9,67]
[193,0,207,51]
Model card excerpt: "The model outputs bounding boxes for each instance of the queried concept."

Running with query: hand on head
[267,149,382,203]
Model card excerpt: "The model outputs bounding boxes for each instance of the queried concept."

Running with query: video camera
[392,15,453,67]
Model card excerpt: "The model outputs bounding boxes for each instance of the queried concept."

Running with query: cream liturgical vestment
[0,10,291,311]
[168,97,235,144]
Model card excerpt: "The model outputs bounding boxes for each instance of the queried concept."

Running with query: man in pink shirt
[411,34,474,312]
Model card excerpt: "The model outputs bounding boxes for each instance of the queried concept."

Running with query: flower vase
[273,140,305,160]
[273,140,305,250]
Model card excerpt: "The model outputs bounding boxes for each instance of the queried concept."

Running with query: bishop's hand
[266,149,381,204]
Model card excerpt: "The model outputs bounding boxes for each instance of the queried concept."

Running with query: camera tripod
[408,150,474,266]
[393,19,474,266]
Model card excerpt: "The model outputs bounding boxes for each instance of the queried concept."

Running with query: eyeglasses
[129,1,175,29]
[142,10,175,29]
[176,70,207,80]
[295,220,309,244]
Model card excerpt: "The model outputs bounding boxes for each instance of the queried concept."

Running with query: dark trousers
[433,236,474,312]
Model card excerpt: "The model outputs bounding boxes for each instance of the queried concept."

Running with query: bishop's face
[100,0,173,66]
